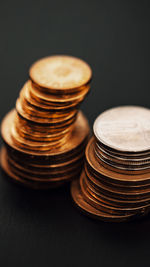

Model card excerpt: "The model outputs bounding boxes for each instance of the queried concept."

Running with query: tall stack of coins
[1,55,92,189]
[71,106,150,222]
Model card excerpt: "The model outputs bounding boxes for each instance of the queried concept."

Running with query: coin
[71,106,150,221]
[29,55,92,92]
[16,98,77,125]
[1,55,92,188]
[93,106,150,153]
[1,149,81,189]
[21,82,80,111]
[71,178,138,222]
[83,174,150,208]
[7,150,84,175]
[29,80,90,103]
[1,109,89,155]
[86,137,150,186]
[80,173,150,215]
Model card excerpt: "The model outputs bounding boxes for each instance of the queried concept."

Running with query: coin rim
[29,55,92,91]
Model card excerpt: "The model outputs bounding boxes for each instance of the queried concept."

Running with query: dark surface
[0,0,150,266]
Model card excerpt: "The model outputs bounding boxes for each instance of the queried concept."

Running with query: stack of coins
[1,55,92,189]
[71,106,150,222]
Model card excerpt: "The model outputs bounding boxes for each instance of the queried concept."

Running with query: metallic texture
[71,106,150,222]
[1,55,92,189]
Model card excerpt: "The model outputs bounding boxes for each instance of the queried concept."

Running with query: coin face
[29,55,92,91]
[93,106,150,153]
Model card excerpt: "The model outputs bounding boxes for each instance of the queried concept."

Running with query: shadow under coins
[78,205,150,248]
[1,167,150,246]
[0,168,74,224]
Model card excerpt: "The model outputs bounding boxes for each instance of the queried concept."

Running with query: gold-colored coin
[20,81,81,111]
[1,55,92,189]
[1,109,89,156]
[29,55,92,92]
[1,148,82,189]
[71,178,138,222]
[29,80,90,103]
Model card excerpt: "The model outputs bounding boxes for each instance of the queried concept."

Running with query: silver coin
[93,106,150,153]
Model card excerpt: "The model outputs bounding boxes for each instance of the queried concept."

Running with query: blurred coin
[1,109,89,156]
[29,55,92,92]
[71,177,139,222]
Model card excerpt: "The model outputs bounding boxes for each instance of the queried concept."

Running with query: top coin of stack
[71,106,150,222]
[1,55,92,189]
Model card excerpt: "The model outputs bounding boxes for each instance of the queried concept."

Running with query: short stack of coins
[1,55,92,189]
[71,106,150,222]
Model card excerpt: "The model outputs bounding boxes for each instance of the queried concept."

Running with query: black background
[0,0,150,266]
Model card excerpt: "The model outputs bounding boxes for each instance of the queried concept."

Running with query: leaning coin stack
[1,55,92,189]
[71,106,150,222]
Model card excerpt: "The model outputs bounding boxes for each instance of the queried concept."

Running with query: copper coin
[83,174,150,208]
[1,147,83,179]
[16,98,77,125]
[7,149,84,175]
[84,168,150,201]
[15,114,74,135]
[32,80,91,95]
[14,122,72,142]
[71,178,140,222]
[14,126,71,143]
[84,164,150,191]
[20,82,80,111]
[1,109,89,157]
[80,173,150,215]
[29,55,92,92]
[7,143,85,167]
[1,54,92,189]
[19,96,77,119]
[1,150,80,189]
[5,155,82,181]
[10,125,69,151]
[29,80,90,103]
